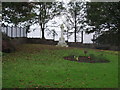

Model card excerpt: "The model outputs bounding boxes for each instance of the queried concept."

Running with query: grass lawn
[2,44,118,88]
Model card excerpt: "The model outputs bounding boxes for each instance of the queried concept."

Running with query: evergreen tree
[86,2,120,45]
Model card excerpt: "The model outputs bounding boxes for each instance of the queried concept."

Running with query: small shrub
[84,50,88,56]
[2,33,15,53]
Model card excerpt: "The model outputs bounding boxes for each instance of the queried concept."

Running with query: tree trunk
[74,8,77,42]
[81,31,83,43]
[41,28,45,39]
[93,34,95,44]
[39,4,46,39]
[74,26,77,42]
[67,30,68,42]
[74,24,77,42]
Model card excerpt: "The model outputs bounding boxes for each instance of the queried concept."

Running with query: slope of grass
[2,44,118,88]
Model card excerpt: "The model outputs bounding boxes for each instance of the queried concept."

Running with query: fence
[1,25,27,38]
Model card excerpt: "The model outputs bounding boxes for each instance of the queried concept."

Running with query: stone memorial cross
[56,24,68,47]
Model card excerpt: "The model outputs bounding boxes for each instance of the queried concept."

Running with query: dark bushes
[2,33,15,53]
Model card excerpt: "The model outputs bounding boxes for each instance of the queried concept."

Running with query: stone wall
[26,39,119,51]
[2,37,119,51]
[11,37,28,45]
[27,38,57,45]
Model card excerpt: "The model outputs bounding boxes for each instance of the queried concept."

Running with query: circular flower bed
[64,56,110,63]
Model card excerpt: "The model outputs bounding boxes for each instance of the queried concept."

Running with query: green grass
[2,44,118,88]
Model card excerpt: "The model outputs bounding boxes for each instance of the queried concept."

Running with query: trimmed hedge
[2,33,15,53]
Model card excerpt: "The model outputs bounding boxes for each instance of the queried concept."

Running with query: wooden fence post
[24,28,27,37]
[23,27,25,37]
[11,26,13,38]
[6,25,8,36]
[16,26,17,37]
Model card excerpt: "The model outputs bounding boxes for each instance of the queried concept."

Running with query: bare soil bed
[64,56,110,63]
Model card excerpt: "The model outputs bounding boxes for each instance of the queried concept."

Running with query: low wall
[3,37,119,51]
[68,43,119,51]
[26,39,119,51]
[27,38,58,45]
[11,37,28,45]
